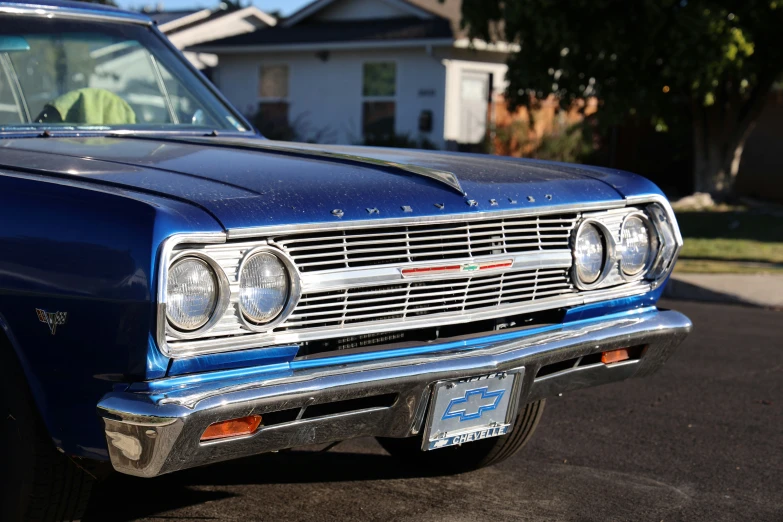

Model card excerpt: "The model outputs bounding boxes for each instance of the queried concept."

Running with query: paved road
[84,301,782,521]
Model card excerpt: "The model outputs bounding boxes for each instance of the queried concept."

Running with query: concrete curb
[664,274,783,309]
[663,277,757,307]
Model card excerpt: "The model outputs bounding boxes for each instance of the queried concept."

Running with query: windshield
[0,16,248,132]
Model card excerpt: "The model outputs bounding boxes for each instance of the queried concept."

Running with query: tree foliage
[460,0,783,195]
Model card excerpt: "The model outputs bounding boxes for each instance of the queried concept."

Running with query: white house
[149,5,277,71]
[192,0,513,149]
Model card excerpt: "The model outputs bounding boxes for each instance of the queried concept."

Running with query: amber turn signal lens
[601,348,631,365]
[201,414,263,441]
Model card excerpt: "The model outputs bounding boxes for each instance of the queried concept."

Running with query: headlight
[574,223,605,285]
[167,257,218,331]
[239,251,290,324]
[620,215,654,276]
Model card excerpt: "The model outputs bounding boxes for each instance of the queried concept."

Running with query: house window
[258,64,289,137]
[362,62,396,138]
[259,64,288,98]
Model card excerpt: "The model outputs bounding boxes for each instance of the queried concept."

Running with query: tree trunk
[692,105,755,197]
[691,79,774,198]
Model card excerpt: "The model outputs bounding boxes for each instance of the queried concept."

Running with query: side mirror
[0,36,30,53]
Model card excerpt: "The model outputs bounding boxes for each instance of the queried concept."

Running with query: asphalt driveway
[84,300,782,521]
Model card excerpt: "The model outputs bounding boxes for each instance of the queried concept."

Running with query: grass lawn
[675,259,783,274]
[674,208,783,273]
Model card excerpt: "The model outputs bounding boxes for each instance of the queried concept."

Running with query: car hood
[0,136,629,231]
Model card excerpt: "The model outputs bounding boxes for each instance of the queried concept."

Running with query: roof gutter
[0,2,151,25]
[191,37,455,54]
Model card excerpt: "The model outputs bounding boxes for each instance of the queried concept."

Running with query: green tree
[460,0,783,196]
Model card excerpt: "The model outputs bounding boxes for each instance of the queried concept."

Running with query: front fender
[0,172,222,459]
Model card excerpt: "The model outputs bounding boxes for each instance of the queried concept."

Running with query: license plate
[423,370,522,451]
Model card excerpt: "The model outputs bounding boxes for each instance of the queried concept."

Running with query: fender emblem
[36,309,67,335]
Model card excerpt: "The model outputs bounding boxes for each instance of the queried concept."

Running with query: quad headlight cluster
[165,247,298,337]
[571,203,678,290]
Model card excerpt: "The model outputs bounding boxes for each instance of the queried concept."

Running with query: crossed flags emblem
[36,309,68,335]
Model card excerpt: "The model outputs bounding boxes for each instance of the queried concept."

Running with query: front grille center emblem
[401,260,513,277]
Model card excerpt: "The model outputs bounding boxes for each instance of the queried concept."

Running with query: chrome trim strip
[227,200,626,239]
[101,309,692,477]
[298,251,573,292]
[164,282,650,358]
[0,3,152,25]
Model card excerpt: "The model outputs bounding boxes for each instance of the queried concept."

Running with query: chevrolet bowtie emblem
[36,309,67,335]
[442,386,506,422]
[401,259,513,277]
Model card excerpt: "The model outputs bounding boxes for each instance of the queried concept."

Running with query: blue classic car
[0,2,692,520]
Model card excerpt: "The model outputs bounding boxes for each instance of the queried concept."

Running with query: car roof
[0,0,151,24]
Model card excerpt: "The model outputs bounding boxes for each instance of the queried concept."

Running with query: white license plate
[423,370,522,451]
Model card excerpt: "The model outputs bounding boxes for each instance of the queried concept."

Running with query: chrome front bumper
[98,309,691,477]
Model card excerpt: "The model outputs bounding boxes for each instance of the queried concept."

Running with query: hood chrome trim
[258,141,466,196]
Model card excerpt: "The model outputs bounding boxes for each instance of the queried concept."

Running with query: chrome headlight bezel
[571,218,615,290]
[165,251,231,339]
[618,211,659,281]
[237,246,301,332]
[644,202,681,286]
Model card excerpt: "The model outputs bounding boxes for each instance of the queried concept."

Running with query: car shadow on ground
[83,448,439,521]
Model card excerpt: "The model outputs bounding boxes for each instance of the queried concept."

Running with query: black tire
[378,399,545,474]
[1,340,96,522]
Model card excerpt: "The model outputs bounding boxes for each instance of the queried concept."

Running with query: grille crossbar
[270,215,579,271]
[278,267,573,332]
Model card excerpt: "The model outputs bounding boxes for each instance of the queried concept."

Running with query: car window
[158,62,219,126]
[0,17,247,132]
[10,36,170,125]
[0,55,22,124]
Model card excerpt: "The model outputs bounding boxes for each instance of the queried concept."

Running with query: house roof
[147,8,202,26]
[194,16,453,50]
[281,0,436,26]
[404,0,465,39]
[164,8,236,35]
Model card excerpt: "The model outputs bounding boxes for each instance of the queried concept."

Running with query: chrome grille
[278,268,573,332]
[269,214,579,272]
[163,205,659,357]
